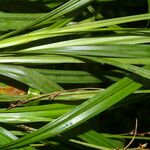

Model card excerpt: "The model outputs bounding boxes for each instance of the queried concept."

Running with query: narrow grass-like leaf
[80,56,150,79]
[78,130,124,148]
[0,64,62,93]
[0,55,83,64]
[0,127,35,150]
[69,139,112,150]
[47,13,150,33]
[18,45,150,58]
[102,133,150,140]
[34,69,101,83]
[0,104,75,113]
[0,114,52,123]
[0,105,74,123]
[0,12,46,31]
[2,13,150,48]
[0,0,92,40]
[0,77,142,149]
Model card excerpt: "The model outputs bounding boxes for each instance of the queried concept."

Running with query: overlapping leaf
[0,64,62,93]
[0,77,142,149]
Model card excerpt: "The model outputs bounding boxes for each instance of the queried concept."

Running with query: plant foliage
[0,0,149,149]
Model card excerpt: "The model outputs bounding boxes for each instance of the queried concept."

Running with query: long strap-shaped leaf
[78,130,124,148]
[0,0,92,40]
[0,127,35,150]
[0,64,62,93]
[19,44,150,58]
[2,14,150,48]
[0,55,149,65]
[0,77,142,149]
[80,56,150,79]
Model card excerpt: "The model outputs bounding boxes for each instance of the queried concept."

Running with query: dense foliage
[0,0,149,149]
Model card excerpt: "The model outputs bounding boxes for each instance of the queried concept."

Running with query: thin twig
[124,119,138,150]
[7,87,102,109]
[8,100,26,109]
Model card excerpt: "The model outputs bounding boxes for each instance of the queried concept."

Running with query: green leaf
[0,77,142,149]
[78,130,124,148]
[0,127,35,150]
[0,64,62,93]
[0,114,52,123]
[80,56,150,79]
[18,44,150,58]
[0,0,92,40]
[0,104,74,123]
